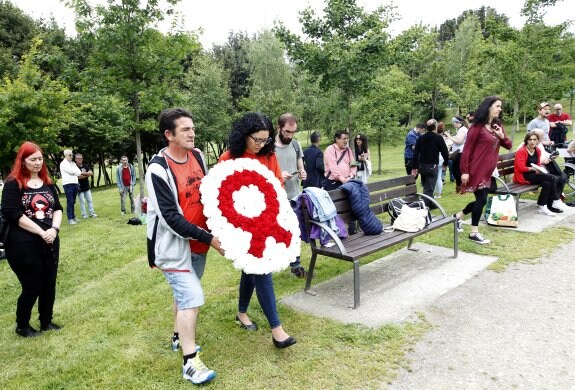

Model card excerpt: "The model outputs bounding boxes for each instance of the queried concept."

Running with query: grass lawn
[1,127,573,389]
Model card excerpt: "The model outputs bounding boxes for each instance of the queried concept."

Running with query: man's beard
[279,132,293,145]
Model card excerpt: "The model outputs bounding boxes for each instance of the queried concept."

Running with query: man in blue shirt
[404,123,426,175]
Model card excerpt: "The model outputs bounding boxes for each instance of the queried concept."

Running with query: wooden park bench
[301,175,458,309]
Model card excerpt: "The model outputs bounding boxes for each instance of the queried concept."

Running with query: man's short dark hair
[333,130,349,142]
[158,108,194,138]
[310,131,320,143]
[415,123,426,130]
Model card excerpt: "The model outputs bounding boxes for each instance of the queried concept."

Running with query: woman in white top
[445,116,468,193]
[353,133,371,184]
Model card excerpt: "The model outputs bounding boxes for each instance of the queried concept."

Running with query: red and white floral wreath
[200,158,301,274]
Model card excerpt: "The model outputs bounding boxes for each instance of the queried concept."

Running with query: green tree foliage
[212,32,253,113]
[241,30,295,120]
[68,0,199,196]
[0,0,38,78]
[437,7,510,43]
[275,0,395,130]
[0,39,70,173]
[354,66,416,173]
[181,53,233,164]
[442,15,486,114]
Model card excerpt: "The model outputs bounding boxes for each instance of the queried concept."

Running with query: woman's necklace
[28,176,43,188]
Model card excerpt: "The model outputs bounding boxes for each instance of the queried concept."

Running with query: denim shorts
[163,253,207,310]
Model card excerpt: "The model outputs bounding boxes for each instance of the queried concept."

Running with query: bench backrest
[322,176,420,224]
[497,152,516,182]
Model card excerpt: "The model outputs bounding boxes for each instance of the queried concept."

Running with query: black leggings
[462,188,489,227]
[523,172,559,206]
[452,153,462,186]
[6,237,59,328]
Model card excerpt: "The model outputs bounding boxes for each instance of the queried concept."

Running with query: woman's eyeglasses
[249,134,272,145]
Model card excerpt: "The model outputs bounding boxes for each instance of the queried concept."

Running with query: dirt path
[388,228,575,389]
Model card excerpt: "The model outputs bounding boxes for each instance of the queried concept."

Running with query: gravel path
[388,228,575,389]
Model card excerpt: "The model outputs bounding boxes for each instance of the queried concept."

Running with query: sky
[9,0,573,48]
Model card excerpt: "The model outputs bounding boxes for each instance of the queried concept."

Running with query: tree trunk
[132,92,145,199]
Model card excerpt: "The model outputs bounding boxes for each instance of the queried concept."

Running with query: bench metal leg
[453,220,459,258]
[407,238,418,251]
[304,252,317,292]
[353,260,360,309]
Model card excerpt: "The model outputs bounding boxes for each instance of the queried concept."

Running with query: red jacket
[513,145,541,184]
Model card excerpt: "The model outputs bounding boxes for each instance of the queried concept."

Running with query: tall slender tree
[67,0,198,197]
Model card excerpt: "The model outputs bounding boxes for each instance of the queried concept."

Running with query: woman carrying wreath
[218,112,296,349]
[1,141,63,337]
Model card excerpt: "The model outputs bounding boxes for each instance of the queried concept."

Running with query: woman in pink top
[454,96,512,245]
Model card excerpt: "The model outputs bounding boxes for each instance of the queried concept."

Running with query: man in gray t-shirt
[275,113,308,278]
[527,102,553,146]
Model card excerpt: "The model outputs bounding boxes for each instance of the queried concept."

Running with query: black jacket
[302,145,325,188]
[412,131,449,168]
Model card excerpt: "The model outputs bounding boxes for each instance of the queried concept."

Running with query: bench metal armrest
[493,176,510,193]
[417,192,448,217]
[308,220,348,256]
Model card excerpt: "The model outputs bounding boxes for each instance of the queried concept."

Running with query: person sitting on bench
[513,131,565,215]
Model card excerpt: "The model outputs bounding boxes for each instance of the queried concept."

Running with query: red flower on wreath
[218,170,292,258]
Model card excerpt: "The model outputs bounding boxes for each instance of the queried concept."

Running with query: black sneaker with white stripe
[468,233,490,245]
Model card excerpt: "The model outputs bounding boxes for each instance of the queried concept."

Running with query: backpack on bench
[387,197,432,226]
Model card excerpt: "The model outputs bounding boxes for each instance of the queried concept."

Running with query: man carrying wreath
[146,108,224,385]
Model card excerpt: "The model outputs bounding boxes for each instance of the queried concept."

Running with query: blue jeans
[63,183,79,220]
[238,272,280,329]
[78,190,95,217]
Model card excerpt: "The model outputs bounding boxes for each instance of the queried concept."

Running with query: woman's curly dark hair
[473,96,503,126]
[228,112,276,158]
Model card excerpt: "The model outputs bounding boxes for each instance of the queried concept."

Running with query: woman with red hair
[1,141,63,337]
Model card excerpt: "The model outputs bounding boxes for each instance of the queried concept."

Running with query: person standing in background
[274,113,308,278]
[548,103,572,145]
[445,116,469,194]
[74,154,98,219]
[302,131,324,189]
[354,133,371,184]
[116,156,136,215]
[404,123,426,176]
[411,119,449,207]
[2,141,63,337]
[527,102,553,147]
[59,149,81,225]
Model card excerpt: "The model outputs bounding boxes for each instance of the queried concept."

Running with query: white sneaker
[182,355,216,384]
[538,206,556,217]
[69,219,78,225]
[552,200,568,211]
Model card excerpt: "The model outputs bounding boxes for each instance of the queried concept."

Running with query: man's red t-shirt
[548,112,571,123]
[165,152,209,254]
[122,166,132,187]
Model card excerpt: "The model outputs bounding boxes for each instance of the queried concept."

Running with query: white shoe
[538,206,556,217]
[552,200,569,211]
[182,355,216,384]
